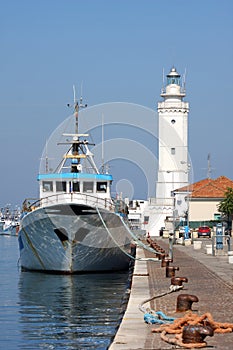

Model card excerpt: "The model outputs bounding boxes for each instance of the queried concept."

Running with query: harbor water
[0,235,131,350]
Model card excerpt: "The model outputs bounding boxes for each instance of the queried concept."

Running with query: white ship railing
[22,193,127,213]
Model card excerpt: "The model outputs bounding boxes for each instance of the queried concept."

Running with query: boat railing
[23,193,116,212]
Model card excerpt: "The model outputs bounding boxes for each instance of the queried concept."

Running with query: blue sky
[0,0,232,206]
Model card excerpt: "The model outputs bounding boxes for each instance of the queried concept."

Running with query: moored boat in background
[0,205,20,236]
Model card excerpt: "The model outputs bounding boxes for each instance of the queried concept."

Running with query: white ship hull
[18,203,132,273]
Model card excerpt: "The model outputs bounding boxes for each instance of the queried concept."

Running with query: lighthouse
[156,67,189,200]
[142,67,190,236]
[129,67,190,236]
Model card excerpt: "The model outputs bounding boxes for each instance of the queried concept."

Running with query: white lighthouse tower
[143,67,190,236]
[156,67,189,200]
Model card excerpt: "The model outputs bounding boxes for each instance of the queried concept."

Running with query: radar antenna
[207,153,212,179]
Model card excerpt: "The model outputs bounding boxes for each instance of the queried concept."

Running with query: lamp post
[166,170,176,260]
[180,161,191,227]
[169,195,176,260]
[167,164,191,256]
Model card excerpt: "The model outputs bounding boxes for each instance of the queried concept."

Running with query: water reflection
[18,271,129,350]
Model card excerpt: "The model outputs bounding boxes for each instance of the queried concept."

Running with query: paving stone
[110,238,233,349]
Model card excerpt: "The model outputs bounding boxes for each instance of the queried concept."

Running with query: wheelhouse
[38,173,113,200]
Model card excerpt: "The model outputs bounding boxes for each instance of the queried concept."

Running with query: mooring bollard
[171,276,188,286]
[176,294,199,312]
[166,266,179,278]
[156,247,165,253]
[182,324,214,344]
[158,253,166,260]
[161,257,172,268]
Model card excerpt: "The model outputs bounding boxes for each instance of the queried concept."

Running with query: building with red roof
[174,176,233,224]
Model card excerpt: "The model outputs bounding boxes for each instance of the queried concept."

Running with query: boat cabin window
[56,181,66,192]
[73,181,80,192]
[42,181,53,192]
[97,182,107,193]
[83,181,93,193]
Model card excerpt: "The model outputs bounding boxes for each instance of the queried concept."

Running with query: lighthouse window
[97,182,107,193]
[56,181,66,192]
[42,181,53,192]
[171,119,176,124]
[83,181,94,193]
[167,77,180,85]
[171,148,176,155]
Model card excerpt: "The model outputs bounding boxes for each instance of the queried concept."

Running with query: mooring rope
[118,215,165,256]
[139,285,184,314]
[151,311,233,348]
[95,206,159,262]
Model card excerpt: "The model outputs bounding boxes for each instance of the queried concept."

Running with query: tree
[218,187,233,232]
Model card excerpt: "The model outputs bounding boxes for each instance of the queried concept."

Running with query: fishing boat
[0,220,19,236]
[18,96,132,273]
[0,205,20,236]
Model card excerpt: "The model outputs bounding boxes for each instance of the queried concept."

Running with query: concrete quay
[109,238,233,350]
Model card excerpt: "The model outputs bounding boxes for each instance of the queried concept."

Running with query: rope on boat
[95,206,137,260]
[118,215,165,257]
[95,206,159,262]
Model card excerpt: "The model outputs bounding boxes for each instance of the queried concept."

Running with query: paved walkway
[109,238,233,350]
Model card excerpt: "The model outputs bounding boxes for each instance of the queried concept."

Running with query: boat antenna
[80,80,83,106]
[40,139,54,173]
[73,84,77,104]
[101,113,104,173]
[74,85,79,134]
[67,84,87,134]
[45,140,49,173]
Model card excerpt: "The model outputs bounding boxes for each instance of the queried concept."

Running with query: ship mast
[73,85,79,134]
[73,85,87,134]
[56,86,99,174]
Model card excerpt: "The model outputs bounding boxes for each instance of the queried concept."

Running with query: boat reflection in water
[18,271,130,349]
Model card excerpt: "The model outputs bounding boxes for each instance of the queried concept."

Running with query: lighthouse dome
[167,67,180,77]
[166,67,181,86]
